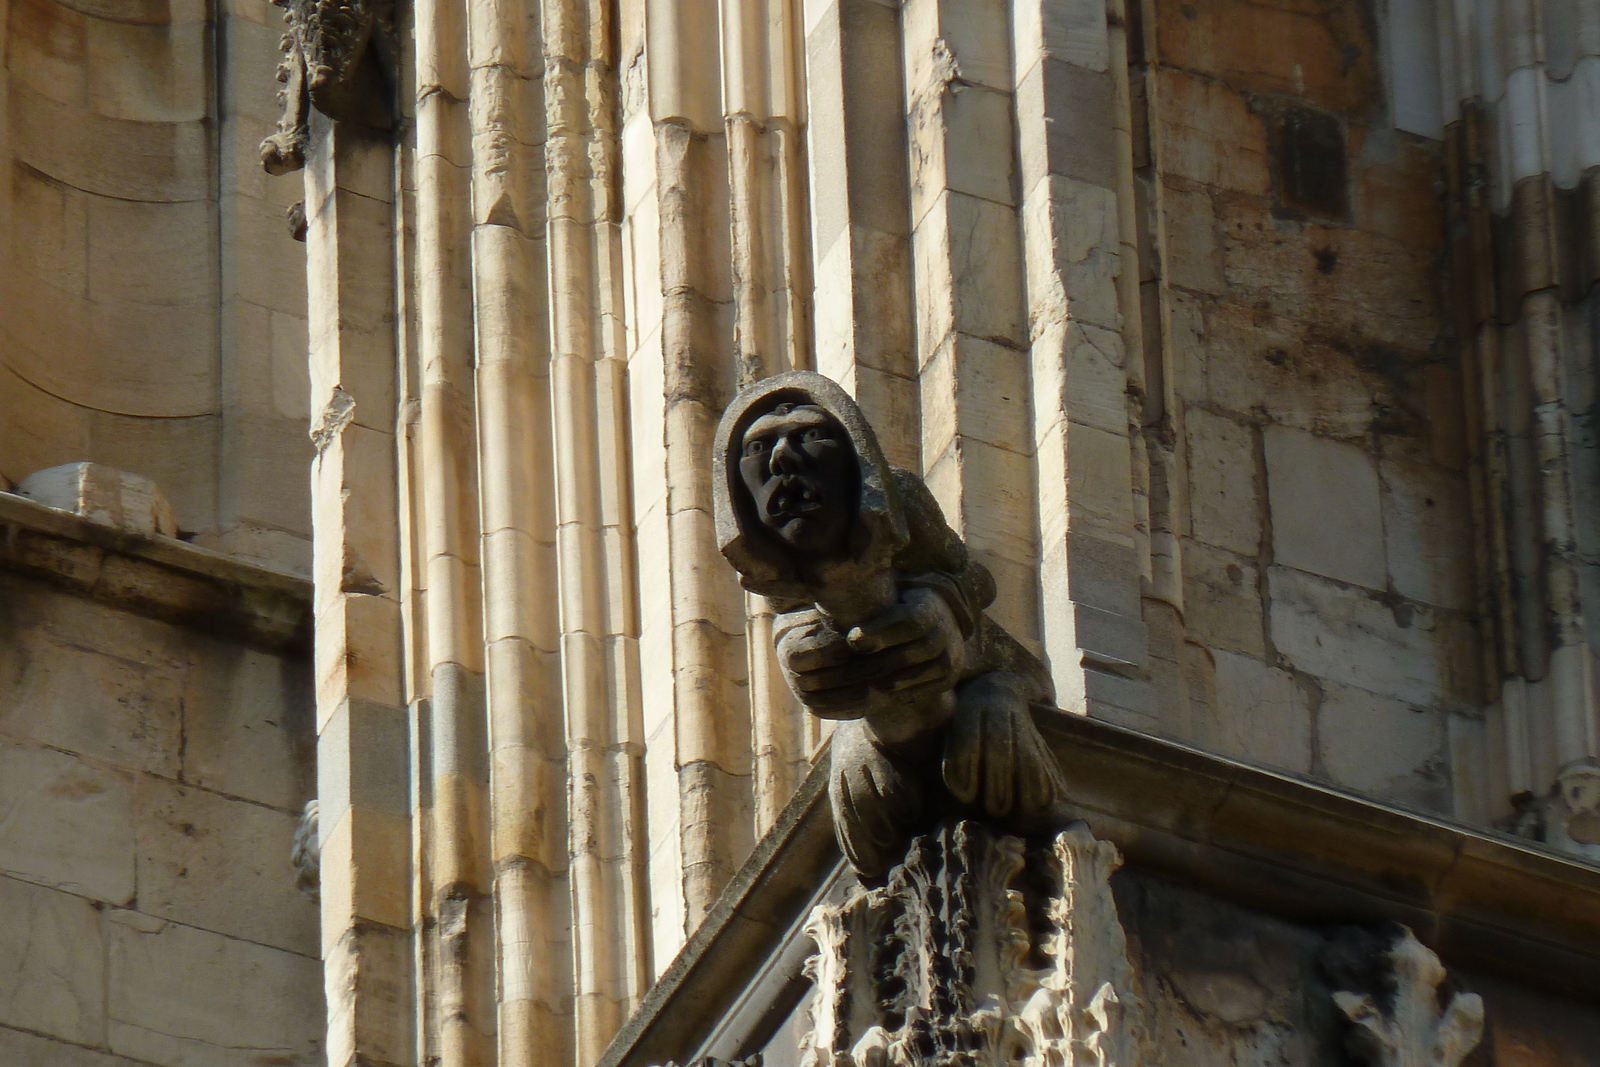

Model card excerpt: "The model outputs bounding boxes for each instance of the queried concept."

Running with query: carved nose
[770,435,802,473]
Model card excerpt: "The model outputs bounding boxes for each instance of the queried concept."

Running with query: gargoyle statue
[714,371,1068,879]
[260,0,397,176]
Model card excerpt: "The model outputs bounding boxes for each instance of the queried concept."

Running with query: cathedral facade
[3,0,1600,1062]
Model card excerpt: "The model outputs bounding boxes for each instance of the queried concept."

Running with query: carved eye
[745,439,767,456]
[803,428,825,444]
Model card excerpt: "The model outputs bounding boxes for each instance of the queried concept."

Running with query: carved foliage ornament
[799,820,1141,1067]
[1329,928,1484,1067]
[260,0,396,175]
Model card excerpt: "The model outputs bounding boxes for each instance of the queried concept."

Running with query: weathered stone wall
[1138,0,1477,815]
[0,569,321,1067]
[0,0,313,573]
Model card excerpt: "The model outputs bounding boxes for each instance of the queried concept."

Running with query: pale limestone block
[9,81,212,202]
[487,743,566,869]
[1265,424,1385,590]
[16,462,177,538]
[810,234,854,376]
[220,410,315,536]
[664,400,721,518]
[1181,539,1266,658]
[107,911,322,1067]
[189,524,312,575]
[1154,69,1271,197]
[902,0,1011,93]
[481,528,559,644]
[908,84,1016,229]
[634,499,671,635]
[221,17,291,120]
[134,777,319,957]
[666,507,748,634]
[314,594,405,729]
[1031,320,1127,436]
[233,192,310,315]
[182,643,314,811]
[1022,174,1122,333]
[1202,303,1377,439]
[1011,0,1108,72]
[0,876,105,1044]
[1165,287,1208,401]
[318,806,411,957]
[0,366,92,490]
[0,630,183,777]
[311,422,400,604]
[1268,566,1468,707]
[267,310,312,422]
[0,1026,148,1067]
[1202,649,1312,772]
[322,923,410,1067]
[7,160,89,296]
[1015,58,1116,192]
[851,364,922,471]
[1186,408,1260,555]
[1380,458,1474,611]
[86,18,206,121]
[1162,182,1225,295]
[485,637,564,750]
[5,0,89,108]
[1318,682,1447,811]
[316,697,410,831]
[914,191,1027,358]
[919,335,1033,458]
[1037,419,1137,547]
[0,743,135,905]
[1039,528,1141,620]
[6,573,191,670]
[925,435,1037,572]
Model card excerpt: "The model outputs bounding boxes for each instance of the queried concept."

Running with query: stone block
[1317,682,1447,812]
[314,593,406,724]
[1036,419,1136,548]
[17,462,179,538]
[234,192,310,315]
[318,806,411,957]
[1380,458,1474,611]
[914,191,1027,355]
[8,159,89,295]
[182,642,314,811]
[87,194,216,307]
[1021,174,1123,333]
[221,409,315,537]
[1163,182,1225,295]
[0,742,136,905]
[919,333,1033,458]
[1012,0,1107,72]
[86,409,221,534]
[86,17,207,122]
[1181,539,1266,658]
[134,777,319,956]
[0,1027,147,1067]
[0,628,184,776]
[1154,70,1270,197]
[0,365,92,491]
[1200,649,1312,773]
[270,309,312,422]
[4,0,88,107]
[908,84,1016,229]
[1015,58,1116,192]
[1264,424,1385,590]
[1029,320,1127,436]
[10,80,212,202]
[317,697,410,831]
[322,921,411,1067]
[107,911,323,1067]
[1186,408,1259,556]
[902,0,1012,93]
[1267,565,1472,707]
[0,875,105,1044]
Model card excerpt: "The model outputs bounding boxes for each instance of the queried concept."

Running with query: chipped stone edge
[600,708,1600,1067]
[0,490,313,652]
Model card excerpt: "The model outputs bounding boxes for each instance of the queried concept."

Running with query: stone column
[302,112,417,1067]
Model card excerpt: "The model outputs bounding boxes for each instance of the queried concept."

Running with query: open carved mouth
[768,476,826,520]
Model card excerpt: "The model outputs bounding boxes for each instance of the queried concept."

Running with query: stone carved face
[739,402,858,559]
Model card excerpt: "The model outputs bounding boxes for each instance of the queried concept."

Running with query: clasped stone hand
[777,586,965,734]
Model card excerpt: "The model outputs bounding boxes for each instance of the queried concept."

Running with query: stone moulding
[0,490,311,652]
[598,710,1600,1067]
[798,821,1139,1067]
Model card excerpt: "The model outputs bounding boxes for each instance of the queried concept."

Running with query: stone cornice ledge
[0,491,311,652]
[602,707,1600,1067]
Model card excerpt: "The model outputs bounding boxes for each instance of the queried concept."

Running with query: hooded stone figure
[714,371,1067,879]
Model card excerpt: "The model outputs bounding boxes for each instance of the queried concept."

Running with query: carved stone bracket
[1330,928,1484,1067]
[799,820,1140,1067]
